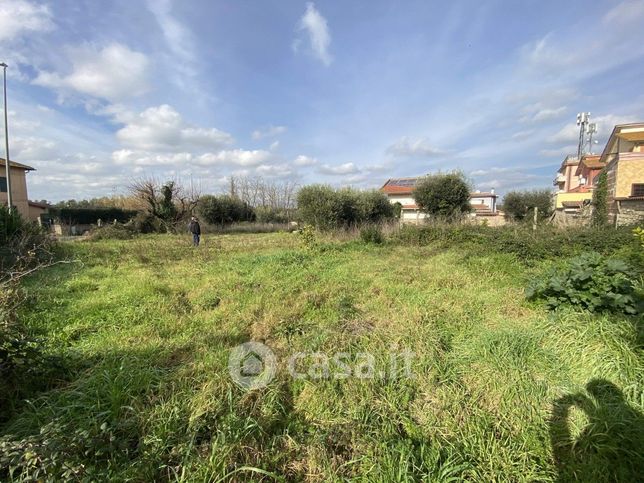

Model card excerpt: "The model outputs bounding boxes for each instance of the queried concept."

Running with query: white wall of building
[387,194,416,206]
[469,196,496,212]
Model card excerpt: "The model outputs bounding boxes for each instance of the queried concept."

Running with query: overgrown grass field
[2,232,642,481]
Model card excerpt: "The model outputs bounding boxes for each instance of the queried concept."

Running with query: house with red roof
[380,177,500,223]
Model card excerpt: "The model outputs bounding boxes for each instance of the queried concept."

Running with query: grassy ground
[2,232,642,481]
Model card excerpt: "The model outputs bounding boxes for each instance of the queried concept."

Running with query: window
[632,184,644,197]
[0,176,6,193]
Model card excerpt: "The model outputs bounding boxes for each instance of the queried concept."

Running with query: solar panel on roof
[387,178,418,187]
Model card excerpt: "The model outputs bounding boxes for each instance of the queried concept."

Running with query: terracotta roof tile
[382,185,415,194]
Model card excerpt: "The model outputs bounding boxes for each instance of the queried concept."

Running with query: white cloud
[540,146,577,158]
[146,0,195,64]
[548,114,637,144]
[470,167,530,178]
[296,3,332,66]
[293,154,317,166]
[116,104,234,151]
[481,174,551,192]
[469,166,553,192]
[0,0,53,42]
[531,106,567,122]
[386,137,444,157]
[520,2,644,78]
[548,124,579,144]
[195,149,272,167]
[112,149,194,166]
[255,164,294,178]
[12,136,58,160]
[317,162,360,175]
[252,125,287,140]
[34,43,150,101]
[603,0,644,26]
[511,129,535,140]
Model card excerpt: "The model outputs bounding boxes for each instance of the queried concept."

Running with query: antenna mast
[586,122,597,154]
[576,112,590,158]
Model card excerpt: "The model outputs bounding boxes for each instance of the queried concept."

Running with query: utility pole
[1,62,12,213]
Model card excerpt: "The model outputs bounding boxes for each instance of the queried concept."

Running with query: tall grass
[0,232,641,481]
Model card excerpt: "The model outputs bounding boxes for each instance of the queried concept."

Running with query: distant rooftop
[381,177,496,197]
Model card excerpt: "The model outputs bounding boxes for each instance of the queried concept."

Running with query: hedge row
[49,208,138,225]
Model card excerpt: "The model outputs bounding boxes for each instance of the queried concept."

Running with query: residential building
[575,155,605,188]
[380,177,422,223]
[552,154,605,213]
[0,158,48,221]
[553,155,582,193]
[599,122,644,225]
[380,177,499,223]
[469,190,498,215]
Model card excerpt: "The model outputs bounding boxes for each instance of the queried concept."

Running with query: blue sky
[1,0,644,201]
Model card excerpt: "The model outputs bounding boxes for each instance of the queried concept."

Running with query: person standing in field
[189,216,201,247]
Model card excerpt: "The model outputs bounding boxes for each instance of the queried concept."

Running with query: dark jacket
[189,220,201,235]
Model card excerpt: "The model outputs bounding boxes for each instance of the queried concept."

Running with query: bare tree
[129,177,200,232]
[228,176,298,210]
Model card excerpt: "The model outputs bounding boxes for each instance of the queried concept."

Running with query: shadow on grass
[549,379,644,482]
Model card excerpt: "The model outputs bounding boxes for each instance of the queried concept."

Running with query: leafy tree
[591,171,608,227]
[197,195,255,226]
[357,190,394,223]
[296,185,393,229]
[412,172,472,219]
[157,182,178,222]
[392,202,403,219]
[503,189,553,221]
[254,207,289,223]
[296,185,342,229]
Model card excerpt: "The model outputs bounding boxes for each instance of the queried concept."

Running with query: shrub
[298,224,318,250]
[1,208,62,422]
[633,227,644,248]
[129,212,162,234]
[0,287,54,422]
[392,202,402,218]
[297,185,393,229]
[360,225,384,244]
[525,253,641,314]
[297,185,341,229]
[0,205,54,274]
[412,172,471,219]
[197,195,255,226]
[356,191,394,223]
[503,189,553,221]
[88,223,134,241]
[48,207,137,225]
[255,207,291,224]
[391,224,639,263]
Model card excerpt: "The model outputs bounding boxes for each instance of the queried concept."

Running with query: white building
[380,177,499,223]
